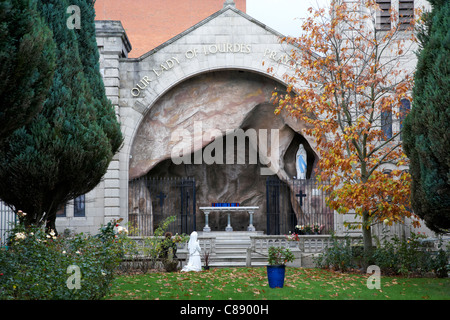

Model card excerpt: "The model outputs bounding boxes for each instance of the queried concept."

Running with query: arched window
[381,110,393,140]
[399,98,411,140]
[74,194,85,217]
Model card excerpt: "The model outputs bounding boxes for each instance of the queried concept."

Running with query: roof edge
[124,5,286,62]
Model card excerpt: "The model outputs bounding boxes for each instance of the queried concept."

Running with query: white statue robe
[296,144,307,179]
[181,231,202,272]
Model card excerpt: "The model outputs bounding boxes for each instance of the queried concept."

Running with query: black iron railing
[128,177,196,236]
[266,177,333,235]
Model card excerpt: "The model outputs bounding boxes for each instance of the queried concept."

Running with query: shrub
[118,216,189,273]
[268,246,295,266]
[314,236,356,272]
[376,233,449,277]
[316,233,449,277]
[0,220,125,300]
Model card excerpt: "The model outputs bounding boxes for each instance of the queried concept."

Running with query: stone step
[209,256,268,266]
[214,248,250,253]
[211,254,265,259]
[209,261,268,268]
[215,241,251,248]
[198,231,268,267]
[199,231,263,238]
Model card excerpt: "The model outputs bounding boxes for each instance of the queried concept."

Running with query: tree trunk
[362,210,373,254]
[46,210,58,236]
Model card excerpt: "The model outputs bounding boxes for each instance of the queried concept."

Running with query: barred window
[74,194,85,217]
[399,0,414,30]
[376,0,391,30]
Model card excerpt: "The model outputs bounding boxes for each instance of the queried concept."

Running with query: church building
[50,0,432,239]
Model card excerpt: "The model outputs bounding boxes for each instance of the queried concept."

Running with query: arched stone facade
[50,0,435,240]
[81,4,319,234]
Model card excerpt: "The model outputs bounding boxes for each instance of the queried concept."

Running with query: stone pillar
[247,210,256,231]
[95,21,132,225]
[203,211,211,232]
[225,212,233,232]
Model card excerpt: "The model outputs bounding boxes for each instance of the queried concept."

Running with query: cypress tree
[403,0,450,233]
[0,0,123,231]
[0,0,56,144]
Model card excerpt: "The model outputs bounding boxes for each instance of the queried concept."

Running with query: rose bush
[0,218,126,300]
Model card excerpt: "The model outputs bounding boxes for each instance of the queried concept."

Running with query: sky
[246,0,330,37]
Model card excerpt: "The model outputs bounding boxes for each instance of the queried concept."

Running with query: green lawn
[107,267,450,300]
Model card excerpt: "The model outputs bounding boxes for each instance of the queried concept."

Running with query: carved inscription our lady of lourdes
[130,43,253,97]
[130,43,298,98]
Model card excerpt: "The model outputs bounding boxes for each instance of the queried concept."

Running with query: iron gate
[1,201,16,246]
[128,177,196,236]
[266,177,333,235]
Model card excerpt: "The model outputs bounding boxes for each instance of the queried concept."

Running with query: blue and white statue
[296,144,307,180]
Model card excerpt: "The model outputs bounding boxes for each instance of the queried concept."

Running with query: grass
[106,267,450,300]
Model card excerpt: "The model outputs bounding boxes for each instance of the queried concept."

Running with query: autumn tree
[271,0,422,252]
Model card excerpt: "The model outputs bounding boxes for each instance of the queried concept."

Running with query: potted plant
[294,225,304,235]
[304,224,312,235]
[267,246,295,288]
[313,224,324,234]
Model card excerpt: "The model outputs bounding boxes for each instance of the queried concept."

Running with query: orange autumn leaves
[271,0,423,230]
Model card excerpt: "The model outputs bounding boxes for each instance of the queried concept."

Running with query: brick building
[94,0,246,58]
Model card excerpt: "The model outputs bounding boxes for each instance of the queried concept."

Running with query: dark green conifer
[0,0,122,231]
[0,0,56,144]
[403,0,450,233]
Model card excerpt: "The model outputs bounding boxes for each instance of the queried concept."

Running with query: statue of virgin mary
[296,144,307,180]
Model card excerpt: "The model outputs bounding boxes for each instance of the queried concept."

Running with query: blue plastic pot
[266,265,286,288]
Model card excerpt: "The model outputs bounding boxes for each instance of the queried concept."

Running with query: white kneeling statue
[181,231,202,272]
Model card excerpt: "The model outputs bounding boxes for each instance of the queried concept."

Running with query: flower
[15,232,26,240]
[17,210,26,217]
[117,226,128,234]
[172,233,189,243]
[312,223,324,233]
[46,230,57,240]
[286,233,299,241]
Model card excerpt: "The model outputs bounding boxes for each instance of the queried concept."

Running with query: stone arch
[127,68,318,232]
[128,69,315,179]
[125,64,295,169]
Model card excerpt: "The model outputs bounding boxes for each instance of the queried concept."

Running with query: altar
[199,206,259,232]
